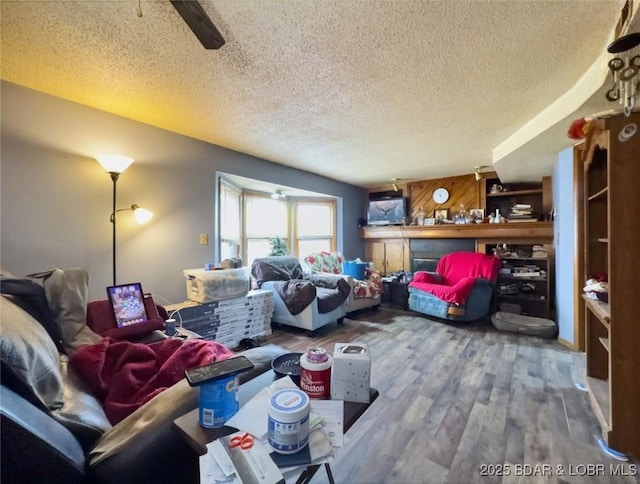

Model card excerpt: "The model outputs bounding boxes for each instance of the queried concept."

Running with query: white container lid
[269,388,309,422]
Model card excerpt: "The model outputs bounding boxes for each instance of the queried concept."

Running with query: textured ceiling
[0,0,631,186]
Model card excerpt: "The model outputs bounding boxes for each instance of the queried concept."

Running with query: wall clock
[432,187,450,204]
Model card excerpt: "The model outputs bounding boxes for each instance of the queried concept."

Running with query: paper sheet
[201,431,284,484]
[309,399,344,447]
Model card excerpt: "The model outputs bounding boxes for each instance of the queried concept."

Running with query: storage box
[331,342,371,403]
[184,268,250,303]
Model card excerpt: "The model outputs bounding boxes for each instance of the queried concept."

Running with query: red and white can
[299,347,332,399]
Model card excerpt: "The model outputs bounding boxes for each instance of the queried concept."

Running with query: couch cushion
[39,268,102,355]
[0,276,63,350]
[303,251,344,274]
[0,295,64,409]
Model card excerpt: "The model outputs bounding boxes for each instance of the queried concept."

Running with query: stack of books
[509,203,537,222]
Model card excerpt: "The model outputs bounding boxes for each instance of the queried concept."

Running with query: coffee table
[173,370,379,483]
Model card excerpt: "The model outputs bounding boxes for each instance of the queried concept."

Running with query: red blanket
[408,252,500,305]
[69,337,234,424]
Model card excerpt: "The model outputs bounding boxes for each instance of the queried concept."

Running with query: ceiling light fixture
[605,32,640,116]
[270,189,286,200]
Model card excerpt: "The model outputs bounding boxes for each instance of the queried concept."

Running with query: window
[219,180,241,261]
[245,193,288,264]
[217,176,338,267]
[295,200,336,256]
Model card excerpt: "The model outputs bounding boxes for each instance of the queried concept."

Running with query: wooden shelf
[588,186,608,201]
[498,275,547,281]
[599,337,610,352]
[498,256,548,261]
[586,376,611,434]
[361,222,553,240]
[583,296,611,329]
[486,188,542,197]
[498,294,546,302]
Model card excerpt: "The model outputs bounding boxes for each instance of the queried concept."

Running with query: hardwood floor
[265,308,639,484]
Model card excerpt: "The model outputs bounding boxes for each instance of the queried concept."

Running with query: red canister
[299,347,332,399]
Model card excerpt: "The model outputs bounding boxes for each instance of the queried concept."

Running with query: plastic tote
[343,261,368,279]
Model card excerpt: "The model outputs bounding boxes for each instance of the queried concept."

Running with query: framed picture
[470,208,485,220]
[434,208,449,220]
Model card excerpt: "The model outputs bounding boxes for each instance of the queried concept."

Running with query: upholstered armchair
[408,251,500,321]
[251,256,350,332]
[302,251,382,314]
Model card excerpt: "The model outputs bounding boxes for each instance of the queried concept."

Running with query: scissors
[229,432,254,450]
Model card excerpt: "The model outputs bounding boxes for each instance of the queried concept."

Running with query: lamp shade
[132,205,153,224]
[131,205,153,224]
[96,154,134,174]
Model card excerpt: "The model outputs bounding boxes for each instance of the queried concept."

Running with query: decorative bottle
[417,206,425,226]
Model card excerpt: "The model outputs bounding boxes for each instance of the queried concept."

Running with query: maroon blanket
[69,337,234,424]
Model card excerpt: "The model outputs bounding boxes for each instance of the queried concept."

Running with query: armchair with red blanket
[408,251,500,321]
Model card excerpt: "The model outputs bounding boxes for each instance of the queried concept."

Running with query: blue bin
[343,261,368,280]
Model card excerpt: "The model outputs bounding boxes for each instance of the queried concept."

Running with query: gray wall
[1,81,365,302]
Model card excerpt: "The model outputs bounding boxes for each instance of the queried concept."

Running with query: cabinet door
[385,241,406,273]
[365,242,386,274]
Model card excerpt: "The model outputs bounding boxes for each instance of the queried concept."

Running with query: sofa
[0,268,287,484]
[302,251,382,314]
[251,256,350,332]
[408,251,501,321]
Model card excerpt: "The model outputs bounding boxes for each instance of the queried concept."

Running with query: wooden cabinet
[582,112,640,459]
[482,176,552,222]
[364,240,407,275]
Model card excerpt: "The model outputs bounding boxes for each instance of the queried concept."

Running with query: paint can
[268,388,310,454]
[198,374,239,428]
[300,347,332,399]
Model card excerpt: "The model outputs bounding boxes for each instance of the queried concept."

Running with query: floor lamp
[96,154,152,285]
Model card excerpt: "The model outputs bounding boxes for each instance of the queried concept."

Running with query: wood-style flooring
[266,308,639,484]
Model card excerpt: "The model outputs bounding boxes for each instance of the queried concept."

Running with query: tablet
[106,282,149,328]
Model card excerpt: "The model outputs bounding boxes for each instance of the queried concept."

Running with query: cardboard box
[331,342,371,403]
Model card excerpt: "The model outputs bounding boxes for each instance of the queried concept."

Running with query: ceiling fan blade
[170,0,225,49]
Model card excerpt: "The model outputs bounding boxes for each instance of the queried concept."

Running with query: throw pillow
[0,295,64,409]
[40,268,102,355]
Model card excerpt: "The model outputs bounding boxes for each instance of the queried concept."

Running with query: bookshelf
[582,111,640,459]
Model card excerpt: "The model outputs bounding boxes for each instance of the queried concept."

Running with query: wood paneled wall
[407,174,487,222]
